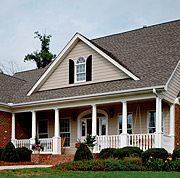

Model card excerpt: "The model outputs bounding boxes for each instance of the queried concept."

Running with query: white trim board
[27,33,139,96]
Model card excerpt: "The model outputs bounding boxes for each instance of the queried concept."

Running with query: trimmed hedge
[16,147,32,161]
[1,142,19,162]
[99,148,116,159]
[114,147,143,159]
[142,148,169,164]
[74,143,93,161]
[99,147,142,160]
[0,148,4,161]
[172,147,180,161]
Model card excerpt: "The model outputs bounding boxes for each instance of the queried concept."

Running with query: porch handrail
[15,139,31,149]
[128,133,155,151]
[39,138,53,153]
[96,135,121,153]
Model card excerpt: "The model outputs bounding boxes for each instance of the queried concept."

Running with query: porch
[11,97,175,154]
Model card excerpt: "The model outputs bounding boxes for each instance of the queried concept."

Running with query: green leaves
[24,31,56,69]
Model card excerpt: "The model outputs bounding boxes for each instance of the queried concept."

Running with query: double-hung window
[38,120,48,138]
[148,111,163,133]
[76,57,86,82]
[118,113,132,134]
[60,119,70,147]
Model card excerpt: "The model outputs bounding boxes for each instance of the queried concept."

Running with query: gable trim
[27,33,139,96]
[165,60,180,90]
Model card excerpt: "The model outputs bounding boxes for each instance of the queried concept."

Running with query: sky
[0,0,180,74]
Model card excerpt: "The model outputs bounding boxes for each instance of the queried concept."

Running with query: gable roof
[1,19,180,105]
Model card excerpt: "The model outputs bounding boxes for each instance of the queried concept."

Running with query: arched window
[69,55,92,84]
[76,57,86,82]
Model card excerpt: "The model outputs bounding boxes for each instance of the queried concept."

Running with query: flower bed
[54,159,145,171]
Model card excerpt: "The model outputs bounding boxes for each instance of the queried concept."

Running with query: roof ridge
[0,73,26,82]
[92,19,180,41]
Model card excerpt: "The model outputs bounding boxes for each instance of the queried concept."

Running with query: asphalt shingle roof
[1,19,180,104]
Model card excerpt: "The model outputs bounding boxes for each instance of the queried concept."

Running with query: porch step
[31,154,74,165]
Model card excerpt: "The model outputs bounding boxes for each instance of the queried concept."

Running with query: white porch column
[169,103,175,152]
[121,101,128,148]
[11,113,16,146]
[53,108,61,155]
[155,97,162,148]
[170,104,175,136]
[92,104,97,136]
[30,111,36,146]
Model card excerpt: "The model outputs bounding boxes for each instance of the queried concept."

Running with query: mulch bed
[0,161,36,166]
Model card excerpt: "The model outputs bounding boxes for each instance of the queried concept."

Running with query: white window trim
[74,57,86,83]
[38,119,49,138]
[117,112,133,135]
[60,117,71,148]
[147,110,164,133]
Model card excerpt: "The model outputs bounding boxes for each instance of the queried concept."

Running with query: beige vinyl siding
[39,40,129,91]
[163,64,180,102]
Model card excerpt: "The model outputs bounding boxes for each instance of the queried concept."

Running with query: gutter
[11,85,165,108]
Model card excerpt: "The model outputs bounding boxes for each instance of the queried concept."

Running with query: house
[0,19,180,156]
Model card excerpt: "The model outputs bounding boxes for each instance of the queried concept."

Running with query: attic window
[69,55,92,84]
[76,57,86,82]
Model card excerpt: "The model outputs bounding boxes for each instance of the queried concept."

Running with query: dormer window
[76,57,86,82]
[69,55,92,84]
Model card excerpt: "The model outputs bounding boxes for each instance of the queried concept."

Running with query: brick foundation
[175,104,180,148]
[31,153,100,165]
[0,111,12,148]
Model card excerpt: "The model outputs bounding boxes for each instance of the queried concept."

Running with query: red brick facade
[175,104,180,148]
[0,111,12,148]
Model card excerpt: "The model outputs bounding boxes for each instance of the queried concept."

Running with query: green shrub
[74,143,93,161]
[16,147,32,161]
[142,148,168,164]
[172,147,180,161]
[99,148,116,159]
[55,159,144,171]
[123,156,142,166]
[1,142,19,162]
[0,148,4,161]
[113,147,143,159]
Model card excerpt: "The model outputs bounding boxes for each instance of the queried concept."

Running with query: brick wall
[0,111,12,148]
[175,104,180,148]
[31,153,99,165]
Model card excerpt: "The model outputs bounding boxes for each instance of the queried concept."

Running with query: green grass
[0,168,180,178]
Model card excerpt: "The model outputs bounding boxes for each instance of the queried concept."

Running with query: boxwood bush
[1,142,19,162]
[0,148,4,161]
[74,143,93,161]
[172,147,180,161]
[142,148,168,164]
[99,148,116,159]
[113,147,143,159]
[16,147,32,161]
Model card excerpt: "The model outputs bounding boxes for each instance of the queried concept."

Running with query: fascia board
[14,85,164,108]
[27,33,139,96]
[165,60,180,90]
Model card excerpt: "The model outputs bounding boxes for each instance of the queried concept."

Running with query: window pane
[148,111,156,133]
[77,57,85,64]
[127,113,132,129]
[82,121,86,136]
[101,120,106,135]
[119,115,122,130]
[39,134,48,139]
[60,119,70,147]
[39,120,48,133]
[77,73,86,81]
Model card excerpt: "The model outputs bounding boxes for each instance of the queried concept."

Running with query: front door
[80,117,107,142]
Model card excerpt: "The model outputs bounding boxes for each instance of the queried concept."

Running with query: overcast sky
[0,0,180,74]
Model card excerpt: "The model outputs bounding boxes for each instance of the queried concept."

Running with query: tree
[24,31,56,69]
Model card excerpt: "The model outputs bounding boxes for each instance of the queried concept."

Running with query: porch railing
[39,138,53,153]
[15,139,31,149]
[128,133,155,151]
[96,135,121,152]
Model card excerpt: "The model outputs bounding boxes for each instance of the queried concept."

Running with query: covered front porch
[11,95,175,154]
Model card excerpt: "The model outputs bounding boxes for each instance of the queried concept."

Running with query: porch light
[109,108,114,118]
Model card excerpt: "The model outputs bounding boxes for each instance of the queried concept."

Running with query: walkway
[0,165,53,170]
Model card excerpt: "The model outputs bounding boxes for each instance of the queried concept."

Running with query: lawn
[0,168,180,178]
